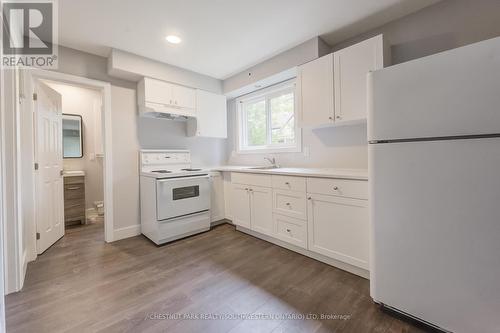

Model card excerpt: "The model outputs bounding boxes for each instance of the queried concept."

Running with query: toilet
[94,201,104,216]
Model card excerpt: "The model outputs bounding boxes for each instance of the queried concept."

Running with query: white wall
[138,118,227,167]
[225,100,368,169]
[51,46,227,237]
[223,0,500,171]
[46,82,104,211]
[110,85,140,231]
[108,49,222,93]
[223,37,329,94]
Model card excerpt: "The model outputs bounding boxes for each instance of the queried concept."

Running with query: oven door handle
[156,175,210,182]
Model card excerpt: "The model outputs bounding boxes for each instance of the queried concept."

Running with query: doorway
[34,80,107,253]
[25,69,114,260]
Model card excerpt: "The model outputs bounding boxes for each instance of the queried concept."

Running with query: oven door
[156,175,210,221]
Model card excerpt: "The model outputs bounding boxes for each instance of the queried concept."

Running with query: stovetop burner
[151,170,172,173]
[181,168,202,171]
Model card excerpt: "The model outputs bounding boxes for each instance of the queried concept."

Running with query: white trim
[235,79,302,155]
[2,68,24,294]
[26,69,115,248]
[113,224,141,241]
[0,39,7,328]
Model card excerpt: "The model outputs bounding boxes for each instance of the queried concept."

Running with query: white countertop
[211,166,368,180]
[63,170,85,177]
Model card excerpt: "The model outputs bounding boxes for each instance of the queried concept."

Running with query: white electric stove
[139,149,211,245]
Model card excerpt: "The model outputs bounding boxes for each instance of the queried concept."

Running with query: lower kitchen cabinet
[209,172,225,222]
[307,193,369,269]
[230,184,251,228]
[227,171,369,277]
[229,183,273,236]
[249,186,273,236]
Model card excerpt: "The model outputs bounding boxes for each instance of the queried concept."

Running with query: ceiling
[58,0,439,80]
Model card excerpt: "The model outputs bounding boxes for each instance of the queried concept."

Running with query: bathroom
[46,81,105,230]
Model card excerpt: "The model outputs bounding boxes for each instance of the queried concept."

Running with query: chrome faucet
[264,157,279,168]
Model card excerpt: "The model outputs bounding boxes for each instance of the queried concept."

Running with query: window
[237,80,300,153]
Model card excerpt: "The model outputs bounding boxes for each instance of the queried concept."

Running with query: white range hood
[139,102,192,120]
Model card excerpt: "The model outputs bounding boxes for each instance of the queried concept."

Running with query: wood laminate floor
[6,222,426,333]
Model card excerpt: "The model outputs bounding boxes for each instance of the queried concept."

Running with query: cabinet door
[143,77,174,106]
[298,54,334,128]
[334,35,383,123]
[307,193,369,269]
[249,186,273,237]
[210,173,225,222]
[172,84,196,110]
[230,184,251,228]
[194,90,227,138]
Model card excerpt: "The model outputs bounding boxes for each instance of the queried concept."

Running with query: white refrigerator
[368,37,500,333]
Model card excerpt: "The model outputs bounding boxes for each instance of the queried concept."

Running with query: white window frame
[236,79,301,154]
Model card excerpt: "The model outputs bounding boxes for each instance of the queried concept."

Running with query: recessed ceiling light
[165,35,182,44]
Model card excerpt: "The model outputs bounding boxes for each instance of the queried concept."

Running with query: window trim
[235,79,301,154]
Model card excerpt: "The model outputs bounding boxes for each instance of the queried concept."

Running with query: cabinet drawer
[64,176,84,185]
[272,175,306,192]
[274,214,307,249]
[64,199,85,218]
[273,189,307,220]
[231,172,272,188]
[64,184,85,200]
[307,177,367,200]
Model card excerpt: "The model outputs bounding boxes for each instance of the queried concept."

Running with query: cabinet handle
[244,188,248,191]
[336,115,341,119]
[286,229,291,233]
[66,186,81,190]
[286,202,291,206]
[285,182,290,185]
[328,116,333,120]
[333,186,339,190]
[249,188,253,192]
[169,99,173,104]
[307,196,312,200]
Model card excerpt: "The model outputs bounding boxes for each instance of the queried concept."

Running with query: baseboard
[236,225,369,279]
[210,219,230,227]
[113,224,141,241]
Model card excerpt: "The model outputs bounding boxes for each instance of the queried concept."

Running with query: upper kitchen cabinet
[172,84,196,109]
[298,34,387,128]
[298,53,334,128]
[333,34,385,124]
[187,90,227,138]
[138,77,196,117]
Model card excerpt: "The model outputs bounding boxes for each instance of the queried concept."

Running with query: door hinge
[34,162,39,170]
[36,232,40,240]
[33,93,37,101]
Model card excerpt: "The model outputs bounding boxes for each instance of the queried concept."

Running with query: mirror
[62,114,83,158]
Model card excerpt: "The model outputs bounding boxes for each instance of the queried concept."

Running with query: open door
[34,81,64,254]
